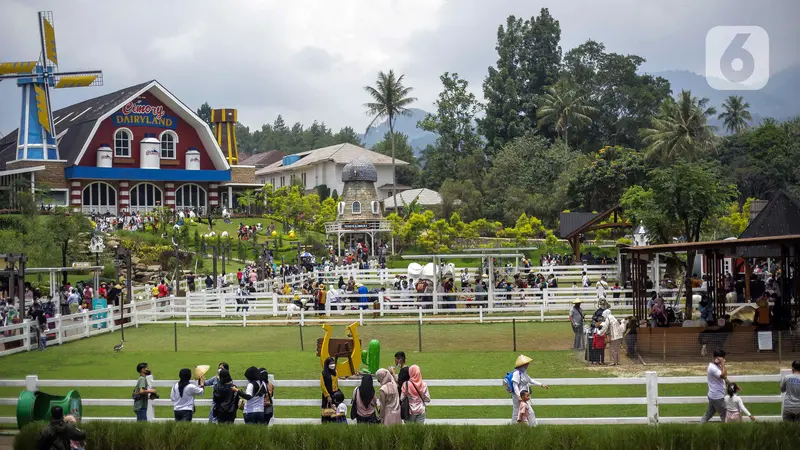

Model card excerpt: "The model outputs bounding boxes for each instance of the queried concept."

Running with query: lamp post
[113,245,132,342]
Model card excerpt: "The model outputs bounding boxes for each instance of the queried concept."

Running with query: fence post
[300,309,305,327]
[83,313,90,338]
[359,310,364,326]
[379,294,385,317]
[325,295,331,317]
[243,306,247,328]
[781,369,791,418]
[645,371,659,425]
[25,375,38,392]
[418,308,423,353]
[131,301,139,328]
[185,297,191,328]
[22,320,31,351]
[540,300,545,322]
[56,315,63,346]
[479,306,483,324]
[146,374,155,421]
[272,293,279,317]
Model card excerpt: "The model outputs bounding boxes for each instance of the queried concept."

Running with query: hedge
[13,421,800,450]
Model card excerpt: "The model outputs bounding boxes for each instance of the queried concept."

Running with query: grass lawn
[0,322,788,426]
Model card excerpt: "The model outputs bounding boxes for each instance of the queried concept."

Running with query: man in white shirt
[700,349,728,423]
[581,272,590,288]
[596,275,608,300]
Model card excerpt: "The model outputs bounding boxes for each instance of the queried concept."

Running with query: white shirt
[596,280,608,299]
[243,382,265,413]
[511,369,542,399]
[170,383,204,411]
[582,275,590,287]
[724,395,751,416]
[336,403,347,416]
[707,363,726,400]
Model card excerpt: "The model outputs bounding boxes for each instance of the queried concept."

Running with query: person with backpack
[259,368,275,425]
[36,406,86,450]
[400,365,430,424]
[238,366,267,424]
[212,369,239,424]
[133,363,157,422]
[506,355,548,424]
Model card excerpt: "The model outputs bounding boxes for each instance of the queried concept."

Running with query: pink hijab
[403,364,424,398]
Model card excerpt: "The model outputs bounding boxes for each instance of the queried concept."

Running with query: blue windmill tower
[0,11,102,161]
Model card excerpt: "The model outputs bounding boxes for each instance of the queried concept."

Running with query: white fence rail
[0,371,790,426]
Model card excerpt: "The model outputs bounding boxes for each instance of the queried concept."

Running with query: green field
[0,322,788,426]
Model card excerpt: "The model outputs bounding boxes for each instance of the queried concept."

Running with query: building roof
[558,212,598,238]
[342,157,377,182]
[384,188,442,209]
[619,234,800,256]
[239,150,283,168]
[376,183,412,191]
[0,81,153,170]
[0,80,230,171]
[254,143,408,176]
[738,191,800,258]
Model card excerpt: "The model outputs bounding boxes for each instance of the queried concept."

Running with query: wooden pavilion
[559,205,632,261]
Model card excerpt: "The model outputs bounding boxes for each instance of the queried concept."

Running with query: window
[280,176,285,187]
[39,189,68,207]
[271,178,275,187]
[337,202,344,216]
[290,174,295,184]
[175,183,207,215]
[82,182,117,215]
[352,201,361,214]
[301,173,307,187]
[114,129,132,157]
[129,182,163,213]
[160,131,177,159]
[371,201,379,214]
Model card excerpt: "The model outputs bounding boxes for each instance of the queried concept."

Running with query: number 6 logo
[706,26,769,91]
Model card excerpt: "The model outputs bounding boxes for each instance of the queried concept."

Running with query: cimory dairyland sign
[112,100,178,130]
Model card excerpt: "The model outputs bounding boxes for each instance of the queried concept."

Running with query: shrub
[13,422,800,450]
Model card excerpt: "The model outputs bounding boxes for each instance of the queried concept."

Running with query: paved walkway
[0,435,14,450]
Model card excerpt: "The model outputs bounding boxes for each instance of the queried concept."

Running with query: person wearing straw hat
[570,299,585,350]
[510,354,548,424]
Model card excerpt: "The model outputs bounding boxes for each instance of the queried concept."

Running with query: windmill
[0,11,103,161]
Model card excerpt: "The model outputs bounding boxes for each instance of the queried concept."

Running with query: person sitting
[37,406,86,450]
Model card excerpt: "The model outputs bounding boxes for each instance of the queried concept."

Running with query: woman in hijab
[238,366,266,424]
[376,369,401,425]
[259,368,275,425]
[204,362,229,423]
[400,365,431,424]
[212,369,238,424]
[320,357,339,423]
[352,374,378,424]
[170,368,204,422]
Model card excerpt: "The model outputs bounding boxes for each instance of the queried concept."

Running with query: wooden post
[512,318,517,352]
[744,259,752,302]
[173,322,178,352]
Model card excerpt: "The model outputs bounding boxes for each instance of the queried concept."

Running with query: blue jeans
[174,410,193,422]
[135,408,148,422]
[244,411,265,424]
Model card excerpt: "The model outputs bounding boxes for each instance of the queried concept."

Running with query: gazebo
[559,205,631,262]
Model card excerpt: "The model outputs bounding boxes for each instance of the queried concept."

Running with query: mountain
[653,65,800,131]
[360,108,437,156]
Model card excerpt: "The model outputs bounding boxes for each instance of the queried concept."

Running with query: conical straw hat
[194,365,210,379]
[515,354,533,368]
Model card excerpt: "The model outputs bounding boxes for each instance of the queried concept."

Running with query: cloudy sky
[1,0,797,136]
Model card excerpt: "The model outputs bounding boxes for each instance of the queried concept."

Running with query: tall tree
[718,95,753,135]
[536,80,597,145]
[418,73,483,188]
[364,70,417,203]
[372,132,419,187]
[196,102,213,129]
[641,90,717,162]
[479,10,562,156]
[333,126,362,145]
[621,161,736,317]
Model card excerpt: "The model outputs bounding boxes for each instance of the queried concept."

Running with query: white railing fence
[0,370,791,426]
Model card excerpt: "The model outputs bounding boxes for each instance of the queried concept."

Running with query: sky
[0,0,798,137]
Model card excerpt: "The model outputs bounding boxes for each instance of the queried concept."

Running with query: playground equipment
[317,322,380,377]
[16,390,82,429]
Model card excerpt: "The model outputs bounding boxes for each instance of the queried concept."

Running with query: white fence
[0,370,791,426]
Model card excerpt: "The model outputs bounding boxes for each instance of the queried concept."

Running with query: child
[516,390,536,426]
[64,415,85,450]
[332,390,347,423]
[724,383,756,422]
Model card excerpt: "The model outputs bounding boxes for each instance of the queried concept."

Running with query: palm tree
[641,90,717,162]
[236,189,257,216]
[364,70,416,205]
[536,81,597,146]
[718,95,753,134]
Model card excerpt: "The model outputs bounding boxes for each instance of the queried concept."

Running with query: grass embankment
[14,422,800,450]
[0,323,788,424]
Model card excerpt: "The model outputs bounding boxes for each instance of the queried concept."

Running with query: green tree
[418,73,484,188]
[536,80,597,146]
[237,190,258,216]
[364,70,417,203]
[567,146,650,211]
[46,209,92,285]
[479,9,562,155]
[372,132,419,186]
[438,178,484,222]
[641,90,717,162]
[196,102,213,129]
[621,161,736,316]
[332,126,362,145]
[718,95,753,135]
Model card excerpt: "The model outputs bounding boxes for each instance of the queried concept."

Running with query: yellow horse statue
[318,322,362,377]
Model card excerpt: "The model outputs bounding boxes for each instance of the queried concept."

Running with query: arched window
[129,182,163,213]
[160,130,177,159]
[82,182,117,215]
[114,128,132,157]
[337,202,344,216]
[175,183,207,215]
[371,201,379,214]
[352,201,361,214]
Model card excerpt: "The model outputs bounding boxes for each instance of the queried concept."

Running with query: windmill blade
[54,72,103,88]
[0,62,37,76]
[33,84,52,134]
[39,11,58,67]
